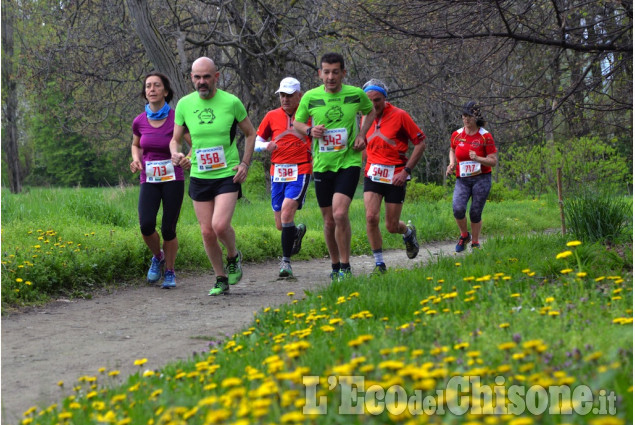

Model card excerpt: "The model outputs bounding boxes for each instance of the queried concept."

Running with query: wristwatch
[306,126,313,136]
[404,167,412,175]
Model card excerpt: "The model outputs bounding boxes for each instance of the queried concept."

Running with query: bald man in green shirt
[170,57,256,296]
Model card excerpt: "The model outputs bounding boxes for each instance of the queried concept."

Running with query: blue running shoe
[455,233,471,253]
[147,251,165,283]
[162,270,176,288]
[371,263,387,276]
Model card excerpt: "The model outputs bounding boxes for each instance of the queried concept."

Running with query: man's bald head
[191,57,219,99]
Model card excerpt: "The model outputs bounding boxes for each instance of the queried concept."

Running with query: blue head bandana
[363,85,388,98]
[145,102,170,120]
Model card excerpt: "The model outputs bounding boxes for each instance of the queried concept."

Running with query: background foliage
[1,0,632,193]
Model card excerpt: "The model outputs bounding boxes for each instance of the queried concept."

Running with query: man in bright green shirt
[293,52,375,281]
[170,57,256,296]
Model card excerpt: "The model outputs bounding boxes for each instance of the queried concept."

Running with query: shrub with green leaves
[563,191,632,243]
[405,180,450,202]
[499,136,632,197]
[488,181,524,202]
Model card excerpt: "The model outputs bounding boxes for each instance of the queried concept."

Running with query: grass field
[2,185,632,425]
[1,184,559,307]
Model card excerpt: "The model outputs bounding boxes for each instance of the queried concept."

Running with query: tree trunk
[1,3,22,193]
[125,0,190,101]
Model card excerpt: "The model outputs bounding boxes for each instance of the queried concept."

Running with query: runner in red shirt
[362,79,426,274]
[446,101,498,252]
[256,77,312,278]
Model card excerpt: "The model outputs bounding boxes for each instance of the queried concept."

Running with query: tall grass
[1,185,562,308]
[563,190,632,243]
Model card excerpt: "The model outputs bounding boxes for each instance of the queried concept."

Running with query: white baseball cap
[275,77,301,94]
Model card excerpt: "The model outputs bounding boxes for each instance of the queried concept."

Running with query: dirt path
[1,242,457,423]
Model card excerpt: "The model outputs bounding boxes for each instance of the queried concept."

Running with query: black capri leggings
[138,180,185,241]
[452,173,492,223]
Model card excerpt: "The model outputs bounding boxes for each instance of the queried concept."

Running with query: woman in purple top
[130,72,190,288]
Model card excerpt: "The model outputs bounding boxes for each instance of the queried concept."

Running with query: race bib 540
[367,163,395,184]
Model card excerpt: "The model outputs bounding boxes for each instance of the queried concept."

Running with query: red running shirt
[364,103,426,176]
[450,127,497,177]
[257,108,312,175]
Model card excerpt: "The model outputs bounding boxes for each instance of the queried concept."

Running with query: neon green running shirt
[295,84,373,172]
[175,89,248,179]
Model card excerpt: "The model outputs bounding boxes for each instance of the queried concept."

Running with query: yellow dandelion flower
[280,411,305,423]
[556,251,573,259]
[566,240,582,247]
[111,394,126,404]
[23,407,38,417]
[584,351,603,362]
[560,268,573,274]
[221,377,242,388]
[133,358,147,366]
[287,292,295,297]
[576,272,587,278]
[545,297,555,303]
[498,342,517,351]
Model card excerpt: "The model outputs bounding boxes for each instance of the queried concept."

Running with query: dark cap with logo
[462,101,482,118]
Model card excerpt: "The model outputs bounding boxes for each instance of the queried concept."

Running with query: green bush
[241,160,269,201]
[498,136,632,197]
[488,181,524,202]
[405,180,450,202]
[563,191,632,243]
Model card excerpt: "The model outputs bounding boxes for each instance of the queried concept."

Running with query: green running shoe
[329,270,340,283]
[339,268,353,281]
[226,250,243,285]
[279,260,293,278]
[209,276,229,296]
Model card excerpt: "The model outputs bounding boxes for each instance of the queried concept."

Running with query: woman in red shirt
[446,101,498,252]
